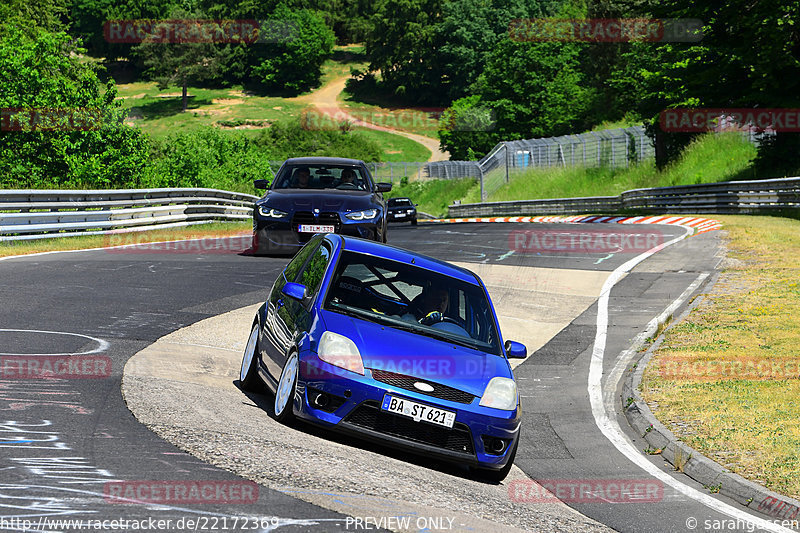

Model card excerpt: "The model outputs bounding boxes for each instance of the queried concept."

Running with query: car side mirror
[376,182,392,193]
[505,340,527,359]
[281,282,307,301]
[254,179,269,189]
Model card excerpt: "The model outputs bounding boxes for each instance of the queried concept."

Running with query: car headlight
[317,331,364,375]
[479,377,517,410]
[407,209,415,214]
[258,206,288,218]
[346,209,378,221]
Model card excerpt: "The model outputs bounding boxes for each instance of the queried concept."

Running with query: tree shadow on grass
[129,95,216,121]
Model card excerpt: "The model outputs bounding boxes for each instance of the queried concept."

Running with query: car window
[298,243,332,300]
[283,238,322,284]
[272,164,371,191]
[323,251,500,355]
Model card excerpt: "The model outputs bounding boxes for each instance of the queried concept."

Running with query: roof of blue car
[334,235,481,285]
[284,157,364,166]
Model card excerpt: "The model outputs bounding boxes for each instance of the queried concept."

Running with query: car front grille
[344,400,474,456]
[370,369,476,404]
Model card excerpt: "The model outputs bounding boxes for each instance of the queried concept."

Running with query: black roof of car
[284,157,365,166]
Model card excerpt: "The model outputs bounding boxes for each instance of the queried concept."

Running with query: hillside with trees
[1,0,798,191]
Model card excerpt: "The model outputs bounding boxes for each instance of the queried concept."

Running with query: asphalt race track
[0,222,789,532]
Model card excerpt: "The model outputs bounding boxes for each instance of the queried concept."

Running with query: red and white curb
[426,215,722,235]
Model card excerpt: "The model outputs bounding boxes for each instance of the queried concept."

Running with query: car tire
[411,218,418,226]
[471,438,518,483]
[380,224,388,243]
[240,323,263,392]
[273,351,299,423]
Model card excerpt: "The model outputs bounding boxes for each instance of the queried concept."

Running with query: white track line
[587,227,793,532]
[0,328,109,356]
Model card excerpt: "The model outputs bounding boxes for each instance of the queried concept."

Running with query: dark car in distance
[251,157,392,255]
[387,197,418,225]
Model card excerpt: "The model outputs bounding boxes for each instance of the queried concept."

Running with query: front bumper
[293,355,521,469]
[387,211,416,222]
[253,217,380,254]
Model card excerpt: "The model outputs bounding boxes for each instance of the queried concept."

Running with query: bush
[0,24,149,189]
[253,122,383,162]
[144,128,274,192]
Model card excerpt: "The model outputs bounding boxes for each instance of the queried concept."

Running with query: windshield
[389,198,413,207]
[273,164,372,191]
[323,251,501,355]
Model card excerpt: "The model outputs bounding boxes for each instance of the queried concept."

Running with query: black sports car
[251,157,392,255]
[387,197,418,225]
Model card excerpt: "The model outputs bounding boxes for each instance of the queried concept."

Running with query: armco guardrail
[449,177,800,217]
[0,188,258,241]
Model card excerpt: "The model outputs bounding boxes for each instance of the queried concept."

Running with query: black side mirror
[376,182,392,193]
[254,179,269,190]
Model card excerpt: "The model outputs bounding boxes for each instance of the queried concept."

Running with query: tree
[0,24,148,188]
[631,0,800,172]
[436,0,558,101]
[366,0,446,102]
[250,5,335,93]
[440,38,591,158]
[437,95,498,159]
[133,8,224,112]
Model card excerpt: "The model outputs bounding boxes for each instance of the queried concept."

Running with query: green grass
[0,222,253,258]
[642,215,800,498]
[117,83,307,140]
[354,128,431,162]
[365,131,760,217]
[482,133,758,202]
[386,178,477,217]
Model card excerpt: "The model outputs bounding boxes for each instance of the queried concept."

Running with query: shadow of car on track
[233,383,488,482]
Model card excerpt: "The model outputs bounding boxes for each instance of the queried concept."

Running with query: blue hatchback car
[240,234,527,480]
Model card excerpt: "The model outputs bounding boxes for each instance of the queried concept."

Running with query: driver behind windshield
[403,286,450,325]
[341,168,356,185]
[291,167,311,188]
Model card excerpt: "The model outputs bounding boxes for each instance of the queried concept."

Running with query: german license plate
[298,224,335,233]
[381,394,455,428]
[395,213,406,217]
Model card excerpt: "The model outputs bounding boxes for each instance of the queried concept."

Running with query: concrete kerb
[620,276,800,523]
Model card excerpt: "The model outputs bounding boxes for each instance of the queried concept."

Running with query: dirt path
[295,76,450,163]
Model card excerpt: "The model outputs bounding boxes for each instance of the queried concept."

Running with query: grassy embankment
[115,46,431,162]
[642,216,800,499]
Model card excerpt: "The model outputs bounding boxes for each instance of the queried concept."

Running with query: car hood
[319,309,511,397]
[258,189,380,213]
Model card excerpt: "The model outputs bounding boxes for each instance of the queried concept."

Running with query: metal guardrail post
[505,143,510,183]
